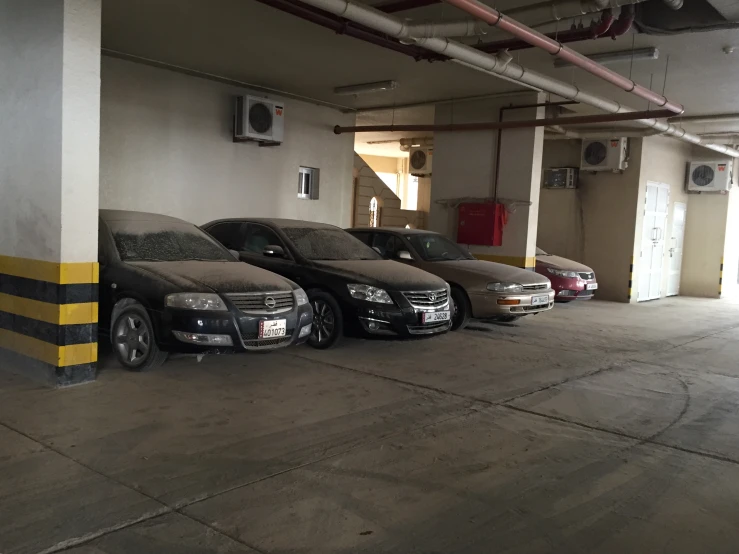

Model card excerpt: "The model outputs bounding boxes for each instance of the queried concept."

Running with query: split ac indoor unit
[580,137,628,172]
[234,95,285,144]
[687,161,733,192]
[409,147,432,176]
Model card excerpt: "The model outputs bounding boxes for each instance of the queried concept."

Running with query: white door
[638,182,670,301]
[666,202,687,296]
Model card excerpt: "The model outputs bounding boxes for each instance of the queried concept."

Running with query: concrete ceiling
[102,0,739,145]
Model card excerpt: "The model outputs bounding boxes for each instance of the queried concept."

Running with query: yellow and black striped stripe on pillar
[719,257,724,297]
[0,255,98,386]
[627,257,634,300]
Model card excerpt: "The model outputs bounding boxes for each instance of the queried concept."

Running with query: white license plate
[531,295,549,306]
[259,319,287,338]
[586,283,598,290]
[423,311,451,324]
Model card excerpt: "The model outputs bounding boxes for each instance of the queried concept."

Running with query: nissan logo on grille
[428,292,437,302]
[264,296,277,309]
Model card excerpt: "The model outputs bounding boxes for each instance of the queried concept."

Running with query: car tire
[450,286,471,331]
[111,302,168,371]
[307,290,343,349]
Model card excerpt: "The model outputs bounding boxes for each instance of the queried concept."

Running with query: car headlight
[165,293,226,311]
[294,288,309,306]
[546,268,578,278]
[487,282,523,293]
[347,284,393,304]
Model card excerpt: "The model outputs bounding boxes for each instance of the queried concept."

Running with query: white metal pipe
[671,113,739,125]
[401,20,489,38]
[297,0,739,157]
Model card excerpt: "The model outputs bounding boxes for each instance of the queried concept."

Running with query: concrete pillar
[0,0,101,386]
[430,93,545,269]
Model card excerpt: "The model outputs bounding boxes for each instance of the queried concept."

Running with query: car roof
[100,209,186,224]
[346,227,436,235]
[206,217,340,230]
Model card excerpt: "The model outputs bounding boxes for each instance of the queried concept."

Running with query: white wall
[100,57,355,227]
[0,0,100,263]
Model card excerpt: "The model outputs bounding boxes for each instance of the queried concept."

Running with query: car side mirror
[398,250,413,260]
[228,249,240,260]
[263,245,286,258]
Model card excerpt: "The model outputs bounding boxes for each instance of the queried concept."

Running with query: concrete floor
[3,297,739,553]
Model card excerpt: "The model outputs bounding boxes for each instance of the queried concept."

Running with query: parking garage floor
[3,297,739,553]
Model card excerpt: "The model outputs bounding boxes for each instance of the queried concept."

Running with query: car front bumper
[551,277,598,301]
[345,301,452,337]
[469,289,555,318]
[156,304,314,353]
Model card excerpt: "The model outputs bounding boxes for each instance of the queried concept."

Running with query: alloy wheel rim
[311,299,335,344]
[114,314,151,366]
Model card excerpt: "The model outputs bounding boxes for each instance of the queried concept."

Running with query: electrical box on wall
[580,138,628,172]
[457,203,504,246]
[234,95,285,144]
[543,167,579,189]
[687,161,733,192]
[409,147,432,176]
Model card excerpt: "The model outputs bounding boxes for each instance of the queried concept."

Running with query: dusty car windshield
[110,221,233,262]
[283,228,381,261]
[408,234,473,262]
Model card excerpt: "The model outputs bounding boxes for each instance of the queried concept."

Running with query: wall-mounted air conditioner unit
[234,95,284,144]
[543,167,579,189]
[687,161,733,192]
[409,147,432,176]
[580,138,628,172]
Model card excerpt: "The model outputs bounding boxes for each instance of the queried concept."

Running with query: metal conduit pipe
[670,113,739,125]
[295,0,739,156]
[503,0,645,26]
[441,0,684,113]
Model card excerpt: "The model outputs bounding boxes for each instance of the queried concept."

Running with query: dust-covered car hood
[314,260,447,291]
[431,259,550,286]
[537,254,594,273]
[128,261,295,293]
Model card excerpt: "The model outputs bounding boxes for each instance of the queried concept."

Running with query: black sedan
[99,210,313,371]
[202,218,453,349]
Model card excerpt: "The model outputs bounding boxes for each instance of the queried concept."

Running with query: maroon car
[535,248,598,302]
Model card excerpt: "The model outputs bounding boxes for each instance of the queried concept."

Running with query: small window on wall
[298,167,319,200]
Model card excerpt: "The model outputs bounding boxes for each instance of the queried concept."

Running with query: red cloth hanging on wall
[457,202,508,246]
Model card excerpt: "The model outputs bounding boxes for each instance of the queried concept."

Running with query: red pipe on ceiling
[442,0,684,113]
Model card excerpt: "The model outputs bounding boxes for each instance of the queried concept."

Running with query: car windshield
[282,227,381,261]
[109,220,234,262]
[407,234,474,262]
[536,247,549,255]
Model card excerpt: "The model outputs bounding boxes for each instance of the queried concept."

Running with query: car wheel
[450,286,471,331]
[307,290,343,349]
[112,303,168,371]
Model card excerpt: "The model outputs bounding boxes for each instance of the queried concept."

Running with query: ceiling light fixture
[334,80,398,96]
[554,47,659,69]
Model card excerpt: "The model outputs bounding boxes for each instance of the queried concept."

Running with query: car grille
[226,291,294,314]
[241,331,294,349]
[523,284,548,291]
[511,303,553,313]
[579,272,595,280]
[402,289,449,309]
[407,321,450,334]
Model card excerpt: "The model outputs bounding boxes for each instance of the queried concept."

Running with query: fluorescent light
[334,80,398,96]
[554,47,659,68]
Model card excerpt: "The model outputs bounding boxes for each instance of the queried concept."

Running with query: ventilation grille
[402,289,449,309]
[226,292,294,314]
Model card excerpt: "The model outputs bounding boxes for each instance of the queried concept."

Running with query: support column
[0,0,101,386]
[430,93,545,269]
